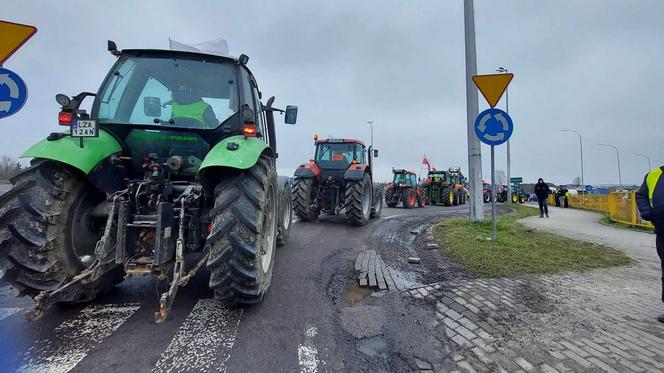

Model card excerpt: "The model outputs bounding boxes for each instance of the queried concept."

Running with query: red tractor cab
[293,138,382,225]
[385,169,427,208]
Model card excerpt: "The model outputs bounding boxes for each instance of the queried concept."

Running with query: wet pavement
[0,202,471,373]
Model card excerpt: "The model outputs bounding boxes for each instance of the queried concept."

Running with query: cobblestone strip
[409,264,664,372]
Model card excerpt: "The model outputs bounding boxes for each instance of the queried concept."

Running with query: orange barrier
[548,192,653,229]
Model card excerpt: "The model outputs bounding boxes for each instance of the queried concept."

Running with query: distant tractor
[423,170,455,206]
[498,184,529,204]
[447,167,468,205]
[483,181,492,203]
[385,169,427,208]
[293,137,382,225]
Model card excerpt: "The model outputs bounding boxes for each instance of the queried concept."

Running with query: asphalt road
[0,202,473,373]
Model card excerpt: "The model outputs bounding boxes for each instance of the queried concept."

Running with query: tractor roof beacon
[0,40,298,322]
[293,137,383,225]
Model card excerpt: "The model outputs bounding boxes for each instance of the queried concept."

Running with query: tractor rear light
[58,111,73,125]
[242,124,257,137]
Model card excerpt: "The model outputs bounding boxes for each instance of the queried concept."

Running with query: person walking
[534,178,551,218]
[635,165,664,323]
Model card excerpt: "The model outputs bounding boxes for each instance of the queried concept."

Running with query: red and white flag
[422,157,431,172]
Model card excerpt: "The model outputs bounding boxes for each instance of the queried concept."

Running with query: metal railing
[548,192,653,229]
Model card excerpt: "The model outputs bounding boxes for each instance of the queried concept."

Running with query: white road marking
[298,326,321,373]
[0,307,21,321]
[17,303,140,373]
[153,299,243,373]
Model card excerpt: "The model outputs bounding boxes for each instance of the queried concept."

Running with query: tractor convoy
[0,38,524,323]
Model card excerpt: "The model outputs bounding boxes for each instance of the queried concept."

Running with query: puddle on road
[357,336,387,357]
[344,283,370,306]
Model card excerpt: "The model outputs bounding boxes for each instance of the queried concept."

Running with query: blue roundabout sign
[474,108,513,146]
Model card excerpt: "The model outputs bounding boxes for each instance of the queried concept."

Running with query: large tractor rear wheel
[293,177,320,221]
[0,161,123,303]
[402,188,416,208]
[417,190,427,208]
[443,187,454,207]
[384,188,398,208]
[208,155,277,304]
[345,173,372,226]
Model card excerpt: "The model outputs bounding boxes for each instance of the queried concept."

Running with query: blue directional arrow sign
[0,67,28,119]
[474,108,513,146]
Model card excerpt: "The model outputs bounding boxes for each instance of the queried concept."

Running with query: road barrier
[548,192,653,229]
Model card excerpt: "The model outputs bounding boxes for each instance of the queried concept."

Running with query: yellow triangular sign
[472,73,513,108]
[0,20,38,65]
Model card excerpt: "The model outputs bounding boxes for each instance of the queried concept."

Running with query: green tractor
[498,184,529,204]
[0,40,297,322]
[424,168,466,206]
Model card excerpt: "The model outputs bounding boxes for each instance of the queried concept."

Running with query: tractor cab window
[408,173,417,186]
[315,142,365,169]
[94,54,239,129]
[430,173,447,183]
[394,173,408,184]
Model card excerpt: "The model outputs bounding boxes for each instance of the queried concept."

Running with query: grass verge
[433,205,633,277]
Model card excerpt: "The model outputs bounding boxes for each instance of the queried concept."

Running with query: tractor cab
[391,169,418,187]
[49,44,297,187]
[314,139,367,183]
[428,170,449,185]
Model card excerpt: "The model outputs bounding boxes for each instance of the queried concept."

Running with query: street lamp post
[464,0,484,222]
[497,66,511,202]
[634,153,652,172]
[366,120,374,147]
[560,130,584,186]
[598,143,622,187]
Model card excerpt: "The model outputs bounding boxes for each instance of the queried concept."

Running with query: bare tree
[0,156,22,181]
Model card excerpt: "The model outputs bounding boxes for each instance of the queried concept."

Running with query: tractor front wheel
[276,177,293,246]
[385,188,398,208]
[345,173,372,225]
[370,188,383,218]
[208,155,277,304]
[0,161,123,303]
[483,192,491,203]
[293,177,320,222]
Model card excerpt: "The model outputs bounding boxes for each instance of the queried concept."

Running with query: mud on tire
[0,161,122,302]
[345,173,372,226]
[207,155,278,304]
[292,178,320,222]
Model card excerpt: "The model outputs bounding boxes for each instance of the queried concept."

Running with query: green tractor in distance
[0,40,297,322]
[423,169,455,206]
[498,184,529,204]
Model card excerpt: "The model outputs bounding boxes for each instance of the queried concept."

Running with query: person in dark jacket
[534,178,551,218]
[636,165,664,323]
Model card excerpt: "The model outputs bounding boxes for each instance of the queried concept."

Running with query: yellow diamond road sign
[0,20,37,65]
[472,73,513,108]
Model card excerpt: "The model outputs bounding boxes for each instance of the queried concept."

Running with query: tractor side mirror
[373,149,379,158]
[285,105,298,125]
[144,97,162,118]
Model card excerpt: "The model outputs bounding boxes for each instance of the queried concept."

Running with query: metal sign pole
[491,145,496,240]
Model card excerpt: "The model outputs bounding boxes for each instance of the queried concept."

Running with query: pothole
[344,282,370,307]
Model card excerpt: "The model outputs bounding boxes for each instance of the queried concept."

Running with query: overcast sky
[2,0,663,185]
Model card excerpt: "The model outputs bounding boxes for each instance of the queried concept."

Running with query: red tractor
[385,169,428,208]
[293,137,383,225]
